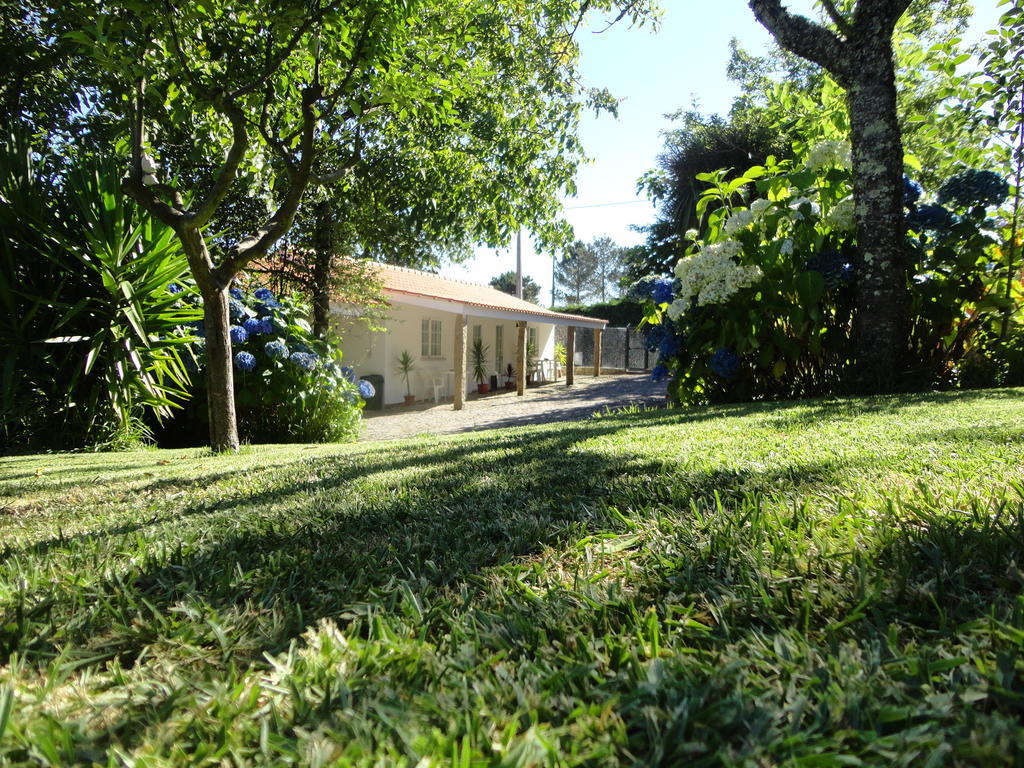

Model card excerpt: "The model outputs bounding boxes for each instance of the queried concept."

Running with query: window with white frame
[472,324,481,345]
[495,325,504,370]
[528,326,537,352]
[421,318,443,358]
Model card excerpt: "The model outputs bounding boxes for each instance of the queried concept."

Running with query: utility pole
[515,230,523,299]
[551,255,556,307]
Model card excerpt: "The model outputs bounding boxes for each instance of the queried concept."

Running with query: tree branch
[747,0,851,84]
[227,0,350,99]
[255,83,298,173]
[819,0,853,36]
[122,177,185,229]
[189,94,250,227]
[216,85,321,279]
[163,0,205,95]
[311,124,364,185]
[851,0,914,38]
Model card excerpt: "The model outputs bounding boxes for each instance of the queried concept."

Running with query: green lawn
[2,390,1024,766]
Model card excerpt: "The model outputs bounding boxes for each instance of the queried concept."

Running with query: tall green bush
[643,143,1014,404]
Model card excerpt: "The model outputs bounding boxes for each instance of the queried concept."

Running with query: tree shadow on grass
[2,418,870,660]
[3,404,1024,762]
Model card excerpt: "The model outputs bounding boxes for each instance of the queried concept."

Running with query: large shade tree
[59,0,651,451]
[748,0,914,393]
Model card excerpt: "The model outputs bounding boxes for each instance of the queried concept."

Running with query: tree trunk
[847,37,907,394]
[311,200,335,339]
[180,228,240,453]
[201,284,240,452]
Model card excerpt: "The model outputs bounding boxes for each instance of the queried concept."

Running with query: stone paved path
[360,373,666,442]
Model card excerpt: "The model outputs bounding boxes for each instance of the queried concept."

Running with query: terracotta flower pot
[477,382,490,394]
[404,394,416,405]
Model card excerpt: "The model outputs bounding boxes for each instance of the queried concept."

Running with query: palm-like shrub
[0,135,199,449]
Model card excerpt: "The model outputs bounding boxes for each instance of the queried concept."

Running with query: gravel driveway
[360,373,666,442]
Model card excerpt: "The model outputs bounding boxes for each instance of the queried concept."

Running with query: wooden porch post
[516,321,527,396]
[593,327,603,377]
[454,313,467,410]
[566,325,575,386]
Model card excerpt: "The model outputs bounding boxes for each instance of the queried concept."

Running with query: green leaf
[795,271,825,307]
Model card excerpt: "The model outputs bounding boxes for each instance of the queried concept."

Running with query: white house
[333,263,608,408]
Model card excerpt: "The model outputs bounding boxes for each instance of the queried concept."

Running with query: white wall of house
[333,299,558,406]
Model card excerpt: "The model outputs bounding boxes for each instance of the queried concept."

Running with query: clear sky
[441,0,1004,305]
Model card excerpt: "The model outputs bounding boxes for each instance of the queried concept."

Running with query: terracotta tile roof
[372,263,608,327]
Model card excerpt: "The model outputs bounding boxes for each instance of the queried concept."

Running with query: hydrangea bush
[173,287,364,443]
[641,142,1013,404]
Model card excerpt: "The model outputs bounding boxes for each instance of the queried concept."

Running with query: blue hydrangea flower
[908,203,956,233]
[264,339,289,360]
[289,351,319,370]
[643,323,682,358]
[258,317,275,335]
[229,325,248,345]
[903,175,923,208]
[253,287,275,302]
[340,366,356,383]
[358,379,376,399]
[229,287,245,300]
[806,250,855,290]
[167,282,184,294]
[234,351,256,371]
[652,277,674,305]
[937,169,1010,209]
[651,364,669,382]
[292,342,310,354]
[229,298,247,323]
[242,317,263,336]
[709,348,740,380]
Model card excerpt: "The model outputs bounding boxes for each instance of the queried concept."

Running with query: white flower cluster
[788,196,820,221]
[805,140,852,171]
[671,238,763,310]
[826,196,857,232]
[723,208,755,235]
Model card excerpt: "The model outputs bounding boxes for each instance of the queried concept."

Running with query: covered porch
[333,263,608,409]
[397,294,608,411]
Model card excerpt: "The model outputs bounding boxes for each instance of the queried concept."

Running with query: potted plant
[554,341,567,380]
[504,363,516,389]
[395,349,416,405]
[470,337,490,394]
[525,341,538,385]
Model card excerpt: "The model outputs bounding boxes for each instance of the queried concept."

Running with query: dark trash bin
[362,374,384,410]
[489,373,498,391]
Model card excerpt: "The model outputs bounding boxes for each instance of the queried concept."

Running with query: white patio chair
[431,373,448,403]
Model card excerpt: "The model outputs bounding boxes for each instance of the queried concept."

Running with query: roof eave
[383,289,608,328]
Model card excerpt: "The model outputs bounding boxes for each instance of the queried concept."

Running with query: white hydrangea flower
[673,238,763,307]
[684,229,699,241]
[666,298,687,320]
[780,239,794,256]
[723,209,755,235]
[788,197,820,222]
[750,198,772,218]
[805,140,852,171]
[826,196,857,232]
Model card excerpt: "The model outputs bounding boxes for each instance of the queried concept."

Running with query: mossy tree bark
[748,0,913,393]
